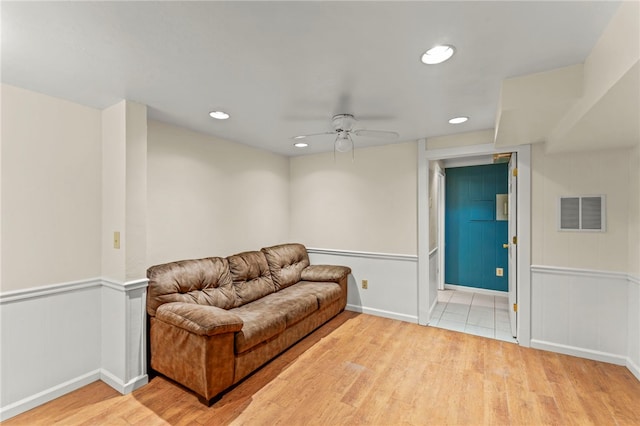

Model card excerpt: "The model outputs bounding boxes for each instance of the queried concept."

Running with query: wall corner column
[100,100,149,394]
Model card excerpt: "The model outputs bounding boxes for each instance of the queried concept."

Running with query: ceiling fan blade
[353,129,399,139]
[291,131,335,140]
[352,114,397,121]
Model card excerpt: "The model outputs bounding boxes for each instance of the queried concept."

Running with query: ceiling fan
[292,114,399,155]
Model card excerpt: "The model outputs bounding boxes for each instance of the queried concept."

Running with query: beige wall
[290,142,417,255]
[531,143,632,272]
[146,120,289,266]
[101,100,148,283]
[1,85,102,291]
[629,145,640,276]
[101,102,126,282]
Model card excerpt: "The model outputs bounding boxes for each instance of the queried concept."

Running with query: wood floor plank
[4,312,640,425]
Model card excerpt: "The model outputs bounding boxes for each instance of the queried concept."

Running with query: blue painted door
[445,163,508,291]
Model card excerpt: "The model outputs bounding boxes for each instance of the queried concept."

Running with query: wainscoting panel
[0,280,102,420]
[0,278,148,421]
[100,279,148,394]
[628,275,640,380]
[308,248,418,323]
[531,266,634,369]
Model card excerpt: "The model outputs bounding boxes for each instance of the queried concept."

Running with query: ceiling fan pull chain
[351,135,355,162]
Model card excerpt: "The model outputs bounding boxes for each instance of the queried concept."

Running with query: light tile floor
[430,290,517,343]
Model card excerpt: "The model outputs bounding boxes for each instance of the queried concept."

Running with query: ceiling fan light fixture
[209,110,230,120]
[448,116,468,124]
[334,133,353,153]
[421,45,455,65]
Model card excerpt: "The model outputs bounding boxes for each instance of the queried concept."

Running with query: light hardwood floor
[4,311,640,425]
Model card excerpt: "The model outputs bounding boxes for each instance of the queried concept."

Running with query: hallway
[430,290,516,343]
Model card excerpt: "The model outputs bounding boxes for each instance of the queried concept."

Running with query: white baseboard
[0,370,101,422]
[0,277,149,421]
[100,370,148,394]
[627,357,640,382]
[530,339,627,366]
[531,264,639,382]
[346,304,418,324]
[309,249,418,325]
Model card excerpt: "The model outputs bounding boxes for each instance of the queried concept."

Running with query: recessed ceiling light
[293,142,308,148]
[293,135,306,140]
[421,45,455,65]
[448,116,468,124]
[209,111,230,120]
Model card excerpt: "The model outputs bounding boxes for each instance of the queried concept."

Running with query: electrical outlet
[496,267,503,277]
[362,279,368,289]
[114,231,121,249]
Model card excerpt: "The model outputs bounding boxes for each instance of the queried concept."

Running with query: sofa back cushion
[227,250,276,306]
[261,243,310,290]
[146,257,237,316]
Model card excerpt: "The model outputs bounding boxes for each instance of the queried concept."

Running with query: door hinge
[512,168,518,177]
[513,303,518,312]
[512,236,517,245]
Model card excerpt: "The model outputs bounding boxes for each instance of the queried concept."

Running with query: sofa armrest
[156,302,243,336]
[301,265,351,282]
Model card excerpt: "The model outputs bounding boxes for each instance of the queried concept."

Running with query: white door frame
[417,141,531,347]
[437,169,446,291]
[508,153,518,337]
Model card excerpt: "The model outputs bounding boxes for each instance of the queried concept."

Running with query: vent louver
[559,195,605,232]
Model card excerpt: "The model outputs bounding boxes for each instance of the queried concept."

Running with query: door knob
[503,243,509,249]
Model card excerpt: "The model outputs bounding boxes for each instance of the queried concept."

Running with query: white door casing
[508,153,518,337]
[420,142,531,347]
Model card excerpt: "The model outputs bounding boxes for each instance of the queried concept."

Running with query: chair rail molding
[530,264,639,381]
[307,247,418,324]
[0,277,149,421]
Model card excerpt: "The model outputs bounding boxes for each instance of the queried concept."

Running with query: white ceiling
[1,1,624,156]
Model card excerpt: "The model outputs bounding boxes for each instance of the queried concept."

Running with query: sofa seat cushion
[290,281,343,308]
[232,291,318,353]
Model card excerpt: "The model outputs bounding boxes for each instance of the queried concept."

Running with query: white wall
[0,89,149,420]
[1,84,102,291]
[147,120,290,265]
[0,86,106,420]
[290,142,417,255]
[530,143,639,378]
[428,160,443,252]
[1,284,103,418]
[291,142,419,322]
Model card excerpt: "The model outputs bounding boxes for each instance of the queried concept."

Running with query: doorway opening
[418,142,530,346]
[433,154,516,342]
[431,155,515,341]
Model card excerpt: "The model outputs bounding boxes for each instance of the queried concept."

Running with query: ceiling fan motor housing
[332,114,356,132]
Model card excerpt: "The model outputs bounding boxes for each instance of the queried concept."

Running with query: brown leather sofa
[146,243,351,403]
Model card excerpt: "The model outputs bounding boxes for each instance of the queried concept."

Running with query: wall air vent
[558,195,606,232]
